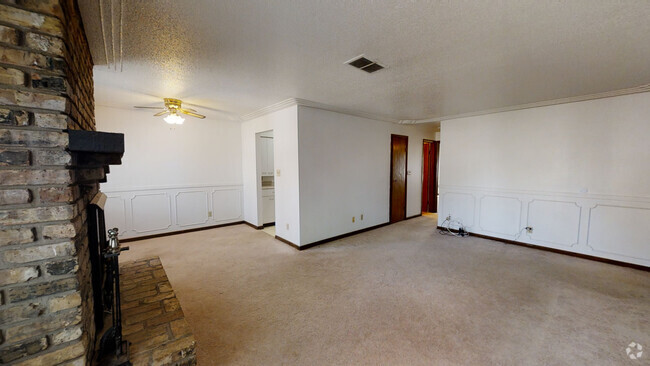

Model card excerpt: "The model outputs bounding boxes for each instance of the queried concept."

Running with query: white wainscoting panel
[104,195,127,235]
[479,196,522,236]
[440,192,475,228]
[131,193,172,233]
[528,200,581,247]
[102,185,243,239]
[175,191,209,227]
[212,189,242,221]
[439,185,650,267]
[587,205,650,262]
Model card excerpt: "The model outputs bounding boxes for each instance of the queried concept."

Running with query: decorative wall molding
[438,184,650,203]
[585,205,650,261]
[130,193,172,233]
[439,185,650,267]
[527,199,581,247]
[478,195,522,236]
[407,84,650,123]
[440,192,476,227]
[241,98,401,123]
[211,188,242,222]
[241,99,298,121]
[103,184,244,239]
[242,87,650,126]
[175,191,210,227]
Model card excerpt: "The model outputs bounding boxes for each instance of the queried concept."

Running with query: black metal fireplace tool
[97,228,131,366]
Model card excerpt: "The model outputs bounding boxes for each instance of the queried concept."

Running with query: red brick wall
[0,0,99,364]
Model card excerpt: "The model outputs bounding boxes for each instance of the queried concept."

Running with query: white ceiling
[79,0,650,122]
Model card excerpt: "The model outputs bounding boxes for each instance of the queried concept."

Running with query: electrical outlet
[208,211,212,217]
[352,216,355,223]
[360,214,364,221]
[286,223,289,230]
[446,215,451,221]
[526,226,533,234]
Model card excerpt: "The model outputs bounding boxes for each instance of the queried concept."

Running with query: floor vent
[345,55,385,73]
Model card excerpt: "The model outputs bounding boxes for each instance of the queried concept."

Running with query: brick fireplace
[0,1,121,364]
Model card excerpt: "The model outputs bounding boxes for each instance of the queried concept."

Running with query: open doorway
[256,130,275,236]
[422,140,439,218]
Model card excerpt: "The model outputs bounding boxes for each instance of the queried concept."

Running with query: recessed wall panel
[104,196,127,234]
[176,191,209,227]
[479,196,521,236]
[587,205,650,261]
[528,200,581,247]
[212,189,242,221]
[131,193,172,233]
[441,192,475,227]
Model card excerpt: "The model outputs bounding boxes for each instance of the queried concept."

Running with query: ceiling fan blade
[134,106,165,109]
[183,101,240,121]
[179,109,206,119]
[154,110,170,117]
[181,107,197,112]
[184,102,227,113]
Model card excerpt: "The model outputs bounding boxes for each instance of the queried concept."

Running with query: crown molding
[293,98,400,123]
[242,84,650,124]
[240,98,298,121]
[403,84,650,124]
[241,98,401,123]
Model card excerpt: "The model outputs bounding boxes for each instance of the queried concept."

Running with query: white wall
[241,106,301,244]
[298,106,437,245]
[439,92,650,266]
[96,105,244,239]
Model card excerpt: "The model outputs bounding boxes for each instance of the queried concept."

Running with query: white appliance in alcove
[256,130,275,224]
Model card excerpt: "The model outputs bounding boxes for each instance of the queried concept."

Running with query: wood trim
[437,226,650,272]
[274,235,300,249]
[278,222,392,251]
[244,221,263,230]
[121,221,244,243]
[263,222,275,228]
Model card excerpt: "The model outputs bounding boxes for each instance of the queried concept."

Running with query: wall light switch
[276,169,281,177]
[208,211,212,217]
[360,214,364,220]
[286,223,289,230]
[352,216,355,223]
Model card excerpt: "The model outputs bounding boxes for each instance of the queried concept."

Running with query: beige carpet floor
[120,216,650,365]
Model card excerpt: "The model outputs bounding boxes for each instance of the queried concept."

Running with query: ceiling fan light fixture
[135,97,205,124]
[164,111,185,125]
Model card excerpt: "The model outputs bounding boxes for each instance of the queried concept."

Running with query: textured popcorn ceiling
[79,0,650,121]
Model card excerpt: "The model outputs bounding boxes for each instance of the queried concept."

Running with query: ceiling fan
[134,98,206,124]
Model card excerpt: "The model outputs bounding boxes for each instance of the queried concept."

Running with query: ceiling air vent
[345,55,385,73]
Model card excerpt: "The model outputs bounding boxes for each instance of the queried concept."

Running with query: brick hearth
[120,257,197,366]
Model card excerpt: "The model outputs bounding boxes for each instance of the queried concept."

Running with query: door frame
[389,134,408,223]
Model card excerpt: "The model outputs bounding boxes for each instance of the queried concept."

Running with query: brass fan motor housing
[164,98,183,110]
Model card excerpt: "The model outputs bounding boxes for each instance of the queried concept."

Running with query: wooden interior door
[421,140,438,213]
[422,141,431,212]
[390,134,408,223]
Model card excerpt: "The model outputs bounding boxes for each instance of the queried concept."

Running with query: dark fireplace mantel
[68,130,125,179]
